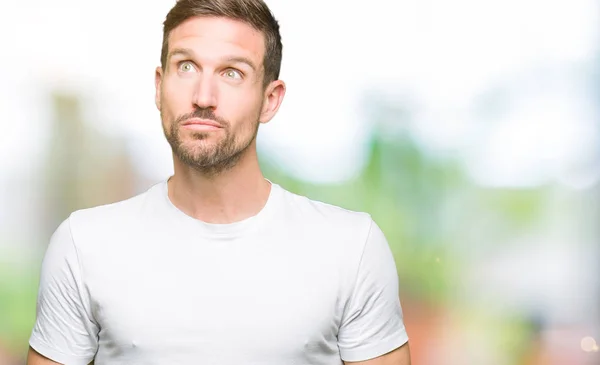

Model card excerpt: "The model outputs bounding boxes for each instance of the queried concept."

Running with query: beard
[162,107,260,177]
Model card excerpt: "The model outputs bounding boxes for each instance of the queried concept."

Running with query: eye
[223,69,242,80]
[178,61,196,73]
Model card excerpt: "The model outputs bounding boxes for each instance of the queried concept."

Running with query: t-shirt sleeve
[338,219,409,362]
[29,216,99,365]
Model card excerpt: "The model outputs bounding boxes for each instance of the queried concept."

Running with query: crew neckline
[158,178,281,239]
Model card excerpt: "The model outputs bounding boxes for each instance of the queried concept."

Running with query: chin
[182,140,216,153]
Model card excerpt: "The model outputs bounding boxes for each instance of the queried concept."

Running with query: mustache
[174,108,229,127]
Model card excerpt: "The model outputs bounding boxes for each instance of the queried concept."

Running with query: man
[27,0,411,364]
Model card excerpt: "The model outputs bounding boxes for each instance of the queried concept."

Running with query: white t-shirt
[30,179,408,365]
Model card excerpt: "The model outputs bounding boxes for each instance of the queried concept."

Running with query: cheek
[162,79,193,115]
[220,88,263,121]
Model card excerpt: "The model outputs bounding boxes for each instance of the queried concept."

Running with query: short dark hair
[161,0,283,86]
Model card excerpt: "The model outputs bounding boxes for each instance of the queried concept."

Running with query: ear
[259,80,286,124]
[155,66,163,111]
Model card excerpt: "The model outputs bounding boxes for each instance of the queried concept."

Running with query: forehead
[168,16,265,64]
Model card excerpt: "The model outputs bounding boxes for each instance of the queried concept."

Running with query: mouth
[181,118,223,131]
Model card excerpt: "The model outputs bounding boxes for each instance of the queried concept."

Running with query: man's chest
[86,234,346,364]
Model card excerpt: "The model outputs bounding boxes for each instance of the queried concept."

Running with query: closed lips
[182,118,222,128]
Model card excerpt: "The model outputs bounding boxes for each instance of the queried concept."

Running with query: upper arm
[27,347,95,365]
[338,219,409,362]
[29,217,99,365]
[27,347,62,365]
[343,342,411,365]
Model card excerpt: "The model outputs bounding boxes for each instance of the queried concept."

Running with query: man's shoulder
[276,187,380,270]
[68,182,162,232]
[278,186,374,233]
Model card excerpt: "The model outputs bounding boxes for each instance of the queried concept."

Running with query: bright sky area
[0,0,599,187]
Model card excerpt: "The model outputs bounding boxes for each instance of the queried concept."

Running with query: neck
[167,145,271,224]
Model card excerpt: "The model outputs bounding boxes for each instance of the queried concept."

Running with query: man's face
[156,16,271,175]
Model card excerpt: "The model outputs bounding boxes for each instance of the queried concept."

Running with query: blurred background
[1,0,599,364]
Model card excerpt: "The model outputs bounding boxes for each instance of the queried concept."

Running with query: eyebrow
[168,47,195,61]
[224,56,257,72]
[168,48,257,72]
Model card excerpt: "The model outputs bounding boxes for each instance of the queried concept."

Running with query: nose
[192,74,218,110]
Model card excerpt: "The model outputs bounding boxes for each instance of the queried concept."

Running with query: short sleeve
[29,216,99,365]
[338,219,409,362]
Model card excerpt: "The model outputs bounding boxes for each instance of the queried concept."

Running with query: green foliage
[0,265,38,356]
[476,188,549,228]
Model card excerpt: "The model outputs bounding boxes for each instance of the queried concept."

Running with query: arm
[27,347,61,365]
[27,347,95,365]
[28,217,99,365]
[338,218,410,363]
[344,342,411,365]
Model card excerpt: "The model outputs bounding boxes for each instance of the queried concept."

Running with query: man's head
[155,0,285,176]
